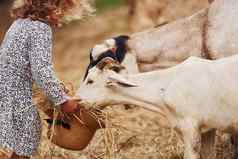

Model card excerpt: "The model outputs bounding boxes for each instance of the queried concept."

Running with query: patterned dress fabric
[0,18,68,157]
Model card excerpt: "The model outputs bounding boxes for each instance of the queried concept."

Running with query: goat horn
[96,57,116,70]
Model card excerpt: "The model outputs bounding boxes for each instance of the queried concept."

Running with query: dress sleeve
[29,22,69,106]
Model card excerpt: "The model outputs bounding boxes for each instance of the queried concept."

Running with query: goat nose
[76,98,82,102]
[76,99,82,104]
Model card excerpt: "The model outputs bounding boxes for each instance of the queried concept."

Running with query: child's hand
[60,99,81,113]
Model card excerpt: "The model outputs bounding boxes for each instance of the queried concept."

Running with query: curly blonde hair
[11,0,94,26]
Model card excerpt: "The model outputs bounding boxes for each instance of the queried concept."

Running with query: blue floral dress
[0,18,68,157]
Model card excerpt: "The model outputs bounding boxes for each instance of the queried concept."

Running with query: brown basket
[46,108,105,151]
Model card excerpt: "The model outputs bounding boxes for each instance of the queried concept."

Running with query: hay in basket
[33,83,105,151]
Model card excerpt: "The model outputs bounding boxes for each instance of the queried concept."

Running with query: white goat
[89,0,238,74]
[77,55,238,159]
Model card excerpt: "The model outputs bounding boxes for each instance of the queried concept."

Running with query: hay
[98,107,184,159]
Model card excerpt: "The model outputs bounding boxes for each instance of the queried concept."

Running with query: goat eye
[111,66,120,73]
[87,79,94,85]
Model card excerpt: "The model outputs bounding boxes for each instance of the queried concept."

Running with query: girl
[0,0,93,158]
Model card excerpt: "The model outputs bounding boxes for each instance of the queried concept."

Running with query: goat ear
[106,72,138,87]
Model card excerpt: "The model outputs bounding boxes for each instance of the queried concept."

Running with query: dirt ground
[0,1,209,158]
